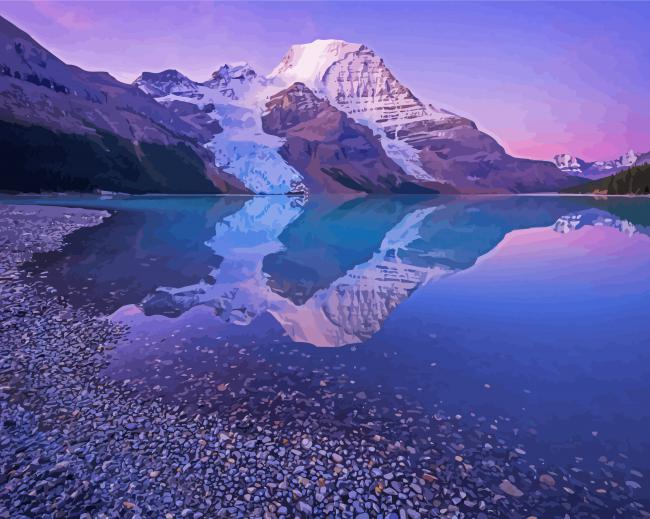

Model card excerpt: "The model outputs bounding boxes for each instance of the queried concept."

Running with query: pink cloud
[32,1,95,30]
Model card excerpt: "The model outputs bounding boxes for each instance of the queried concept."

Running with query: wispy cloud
[32,1,95,30]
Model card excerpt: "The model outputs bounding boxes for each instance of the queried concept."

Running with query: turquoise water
[8,194,650,494]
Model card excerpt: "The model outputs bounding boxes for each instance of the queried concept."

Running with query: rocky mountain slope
[563,163,650,195]
[553,149,648,179]
[262,83,444,194]
[0,16,246,194]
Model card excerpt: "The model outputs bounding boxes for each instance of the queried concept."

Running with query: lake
[7,193,650,508]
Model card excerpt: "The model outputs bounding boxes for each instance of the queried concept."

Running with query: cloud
[32,1,95,30]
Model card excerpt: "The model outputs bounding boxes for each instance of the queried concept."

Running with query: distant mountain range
[1,16,642,195]
[553,150,650,179]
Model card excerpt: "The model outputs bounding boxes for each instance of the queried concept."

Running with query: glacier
[138,66,305,194]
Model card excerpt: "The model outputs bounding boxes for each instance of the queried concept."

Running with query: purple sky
[2,1,649,161]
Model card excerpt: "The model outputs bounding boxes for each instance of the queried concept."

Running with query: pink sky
[1,1,648,162]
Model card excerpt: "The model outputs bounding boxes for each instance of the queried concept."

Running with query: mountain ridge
[0,16,247,194]
[553,150,648,179]
[0,19,601,195]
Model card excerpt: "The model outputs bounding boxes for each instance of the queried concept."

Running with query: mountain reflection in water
[92,195,649,348]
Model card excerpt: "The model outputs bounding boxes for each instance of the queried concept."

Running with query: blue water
[8,193,650,489]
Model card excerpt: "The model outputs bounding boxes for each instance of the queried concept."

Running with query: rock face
[163,99,224,142]
[261,83,443,194]
[0,16,246,194]
[204,63,258,99]
[553,150,645,179]
[270,39,580,194]
[133,69,199,97]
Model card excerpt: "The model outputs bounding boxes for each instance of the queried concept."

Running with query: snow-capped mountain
[269,39,454,182]
[553,153,590,175]
[553,149,645,178]
[267,39,579,193]
[134,38,582,195]
[135,59,439,194]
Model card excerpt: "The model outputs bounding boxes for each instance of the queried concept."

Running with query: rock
[499,480,523,498]
[539,474,555,487]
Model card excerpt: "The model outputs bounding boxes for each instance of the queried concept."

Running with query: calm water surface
[9,194,650,493]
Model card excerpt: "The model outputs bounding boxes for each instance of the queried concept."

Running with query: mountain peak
[591,149,637,167]
[269,38,364,89]
[202,62,259,100]
[208,62,257,85]
[553,149,643,178]
[622,149,638,163]
[136,69,188,82]
[553,153,587,174]
[133,69,198,97]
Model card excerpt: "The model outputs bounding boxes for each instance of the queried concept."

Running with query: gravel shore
[0,204,647,518]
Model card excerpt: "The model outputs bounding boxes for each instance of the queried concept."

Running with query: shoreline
[3,192,650,201]
[0,205,647,518]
